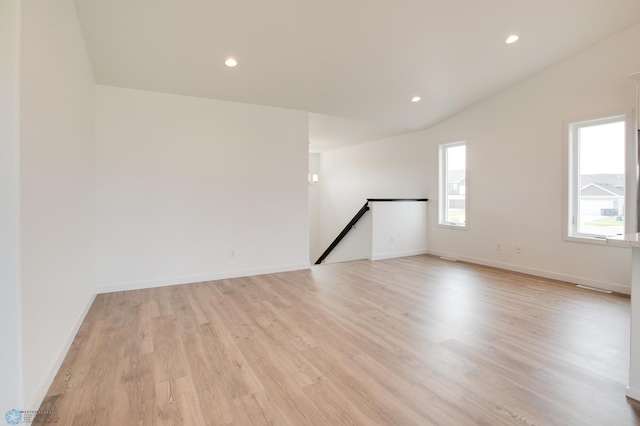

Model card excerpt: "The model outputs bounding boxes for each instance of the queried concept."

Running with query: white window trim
[564,110,636,245]
[438,141,468,230]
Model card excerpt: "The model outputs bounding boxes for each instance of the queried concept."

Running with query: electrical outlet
[496,241,502,251]
[230,249,236,258]
[515,244,523,254]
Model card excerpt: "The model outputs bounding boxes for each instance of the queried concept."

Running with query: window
[439,141,466,227]
[567,113,635,240]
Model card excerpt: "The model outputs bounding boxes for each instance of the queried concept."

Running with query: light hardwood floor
[39,255,640,425]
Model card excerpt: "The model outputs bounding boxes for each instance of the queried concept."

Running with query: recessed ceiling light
[411,96,421,103]
[506,35,519,44]
[225,58,238,67]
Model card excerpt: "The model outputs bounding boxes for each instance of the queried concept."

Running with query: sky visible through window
[447,144,466,172]
[579,121,624,175]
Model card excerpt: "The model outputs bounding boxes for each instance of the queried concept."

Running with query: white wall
[309,153,321,263]
[370,201,428,260]
[0,0,23,412]
[95,85,310,292]
[19,0,96,407]
[319,23,640,294]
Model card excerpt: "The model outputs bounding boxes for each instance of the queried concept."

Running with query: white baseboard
[96,263,311,294]
[627,386,640,402]
[371,249,428,261]
[27,292,96,410]
[427,249,631,295]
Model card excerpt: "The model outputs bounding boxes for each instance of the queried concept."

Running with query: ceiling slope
[74,0,640,150]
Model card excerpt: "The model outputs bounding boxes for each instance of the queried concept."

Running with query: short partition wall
[369,200,429,260]
[322,199,428,264]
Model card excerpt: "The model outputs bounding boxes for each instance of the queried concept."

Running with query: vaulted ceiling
[74,0,640,151]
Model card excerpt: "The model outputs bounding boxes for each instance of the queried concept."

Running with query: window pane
[576,120,625,237]
[445,144,466,225]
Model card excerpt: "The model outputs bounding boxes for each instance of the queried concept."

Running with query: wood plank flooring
[39,255,640,425]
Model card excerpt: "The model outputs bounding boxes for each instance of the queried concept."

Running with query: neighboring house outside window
[579,174,625,229]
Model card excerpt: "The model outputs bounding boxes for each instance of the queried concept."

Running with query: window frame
[564,111,636,244]
[438,141,468,229]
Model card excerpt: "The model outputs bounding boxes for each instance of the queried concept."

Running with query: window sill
[438,223,468,230]
[564,235,611,246]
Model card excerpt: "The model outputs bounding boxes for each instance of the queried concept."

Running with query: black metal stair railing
[314,201,370,265]
[314,198,428,265]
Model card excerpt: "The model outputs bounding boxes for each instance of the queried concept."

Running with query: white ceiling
[74,0,640,152]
